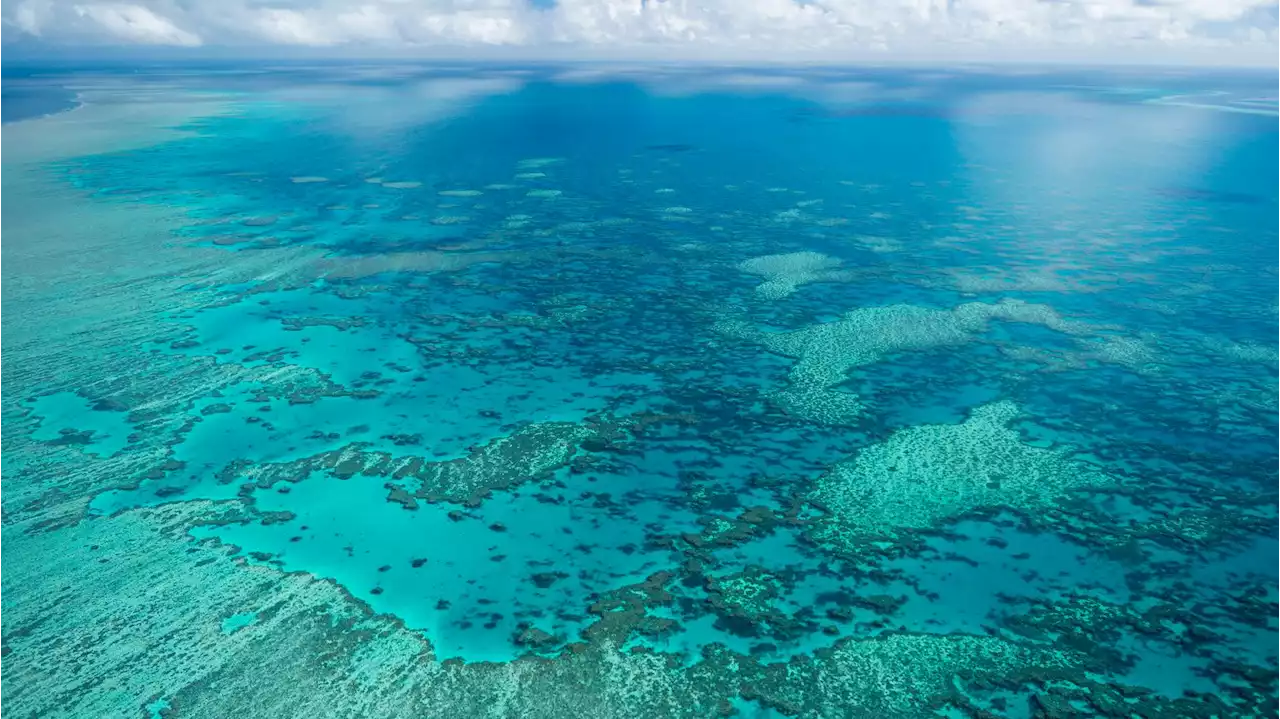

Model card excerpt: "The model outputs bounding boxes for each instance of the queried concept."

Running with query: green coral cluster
[745,633,1078,718]
[406,421,596,505]
[705,566,783,619]
[232,421,600,507]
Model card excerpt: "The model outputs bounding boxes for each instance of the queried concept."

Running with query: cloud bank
[3,0,1278,65]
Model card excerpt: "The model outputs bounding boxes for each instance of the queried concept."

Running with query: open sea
[1,62,1277,718]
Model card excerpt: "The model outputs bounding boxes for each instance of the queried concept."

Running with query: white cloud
[332,5,399,43]
[2,0,1276,63]
[10,0,52,35]
[72,3,201,45]
[251,8,334,45]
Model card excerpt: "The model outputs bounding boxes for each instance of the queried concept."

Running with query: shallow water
[2,63,1277,718]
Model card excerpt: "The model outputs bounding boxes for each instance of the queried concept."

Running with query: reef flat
[1,64,1276,717]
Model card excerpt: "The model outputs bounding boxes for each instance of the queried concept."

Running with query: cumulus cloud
[74,3,201,45]
[4,0,205,44]
[250,8,331,45]
[2,0,1277,62]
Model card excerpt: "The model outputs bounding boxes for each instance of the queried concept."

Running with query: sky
[1,0,1278,66]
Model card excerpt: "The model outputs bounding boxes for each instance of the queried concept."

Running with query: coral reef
[719,299,1095,423]
[3,69,1275,719]
[810,401,1112,550]
[737,251,846,300]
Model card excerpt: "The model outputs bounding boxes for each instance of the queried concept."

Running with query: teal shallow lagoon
[1,63,1276,717]
[25,391,135,458]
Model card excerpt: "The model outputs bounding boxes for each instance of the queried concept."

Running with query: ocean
[1,61,1276,717]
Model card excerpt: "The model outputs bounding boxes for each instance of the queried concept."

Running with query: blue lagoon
[1,63,1277,717]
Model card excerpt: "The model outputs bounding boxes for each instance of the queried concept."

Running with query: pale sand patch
[854,235,903,254]
[2,93,232,165]
[811,401,1110,549]
[738,251,844,300]
[717,299,1096,423]
[516,157,564,169]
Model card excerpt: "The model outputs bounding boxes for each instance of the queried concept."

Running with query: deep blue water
[1,63,1277,717]
[1,81,79,123]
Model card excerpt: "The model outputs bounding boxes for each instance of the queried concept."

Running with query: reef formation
[2,66,1276,718]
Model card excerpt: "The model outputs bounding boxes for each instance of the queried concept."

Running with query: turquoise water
[2,63,1277,717]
